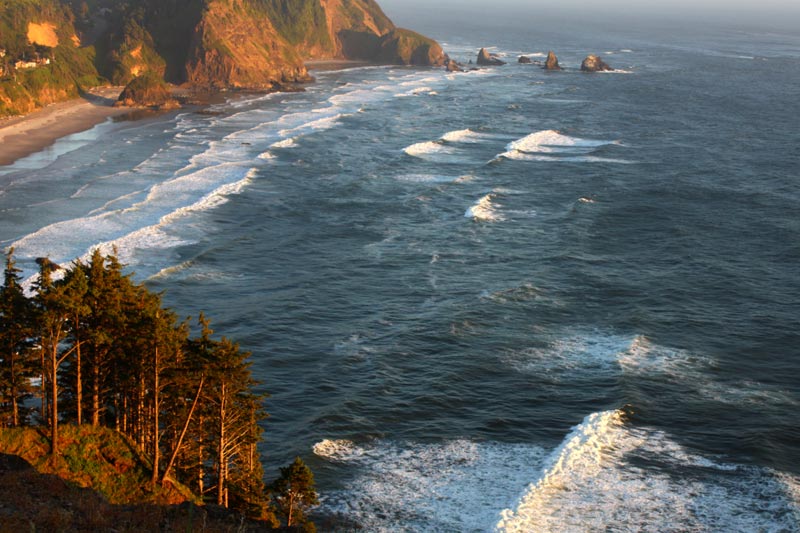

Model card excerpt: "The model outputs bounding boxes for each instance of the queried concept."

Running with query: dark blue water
[1,17,799,532]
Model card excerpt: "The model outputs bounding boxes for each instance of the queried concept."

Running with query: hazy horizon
[379,0,800,33]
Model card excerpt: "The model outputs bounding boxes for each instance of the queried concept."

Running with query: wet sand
[0,87,128,167]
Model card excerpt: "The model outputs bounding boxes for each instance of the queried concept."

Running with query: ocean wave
[508,129,618,154]
[402,141,459,161]
[15,165,258,286]
[497,130,624,162]
[395,86,438,97]
[271,137,297,149]
[441,129,486,143]
[497,410,800,533]
[465,194,503,222]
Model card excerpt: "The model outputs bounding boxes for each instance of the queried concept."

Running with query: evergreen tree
[0,249,35,427]
[270,457,319,530]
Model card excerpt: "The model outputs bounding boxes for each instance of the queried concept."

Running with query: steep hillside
[185,0,310,90]
[0,0,445,117]
[261,0,444,65]
[0,0,104,115]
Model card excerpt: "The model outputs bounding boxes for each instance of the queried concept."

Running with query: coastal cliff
[0,0,445,117]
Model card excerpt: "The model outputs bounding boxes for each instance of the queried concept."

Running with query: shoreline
[0,87,129,167]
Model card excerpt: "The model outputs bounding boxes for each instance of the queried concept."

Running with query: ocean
[1,12,799,532]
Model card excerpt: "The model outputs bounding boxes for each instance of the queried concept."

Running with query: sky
[378,0,800,30]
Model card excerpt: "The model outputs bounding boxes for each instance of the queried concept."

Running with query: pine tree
[0,249,35,427]
[270,457,319,530]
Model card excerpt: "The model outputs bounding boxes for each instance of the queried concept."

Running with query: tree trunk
[49,344,58,456]
[217,382,226,506]
[10,352,18,427]
[151,345,160,485]
[92,360,100,426]
[162,376,204,483]
[76,337,82,425]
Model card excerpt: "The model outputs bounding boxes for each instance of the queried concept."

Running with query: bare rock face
[544,50,562,70]
[377,28,446,66]
[581,54,614,72]
[518,56,532,64]
[445,58,464,72]
[477,48,506,66]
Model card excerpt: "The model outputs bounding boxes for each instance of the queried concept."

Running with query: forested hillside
[0,249,318,529]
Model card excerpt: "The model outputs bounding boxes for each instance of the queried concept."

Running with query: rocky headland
[0,0,447,117]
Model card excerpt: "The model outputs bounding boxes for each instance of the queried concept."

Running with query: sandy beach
[0,87,128,167]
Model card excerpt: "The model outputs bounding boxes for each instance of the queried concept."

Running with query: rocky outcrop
[259,0,444,67]
[0,0,447,117]
[477,48,506,66]
[518,56,532,64]
[445,58,464,72]
[116,72,179,109]
[581,54,613,72]
[376,29,446,66]
[544,51,562,70]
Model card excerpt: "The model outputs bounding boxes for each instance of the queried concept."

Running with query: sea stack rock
[518,56,532,64]
[445,58,464,72]
[116,72,180,109]
[581,54,613,72]
[544,51,562,70]
[477,48,506,66]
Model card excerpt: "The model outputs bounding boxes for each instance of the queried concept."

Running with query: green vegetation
[270,457,319,531]
[0,0,105,116]
[0,248,318,528]
[117,70,174,107]
[254,0,332,48]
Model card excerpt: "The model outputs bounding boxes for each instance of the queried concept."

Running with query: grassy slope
[0,425,195,505]
[0,426,277,531]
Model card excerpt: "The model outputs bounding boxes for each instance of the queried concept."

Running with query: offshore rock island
[0,0,445,116]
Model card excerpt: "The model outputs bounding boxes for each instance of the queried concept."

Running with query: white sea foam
[315,438,548,532]
[403,141,448,158]
[313,417,800,532]
[395,86,437,97]
[497,410,800,533]
[465,194,503,222]
[441,129,486,143]
[507,129,616,154]
[394,174,466,184]
[15,165,258,288]
[270,137,297,149]
[497,130,624,162]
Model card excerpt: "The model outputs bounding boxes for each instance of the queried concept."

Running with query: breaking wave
[466,194,503,221]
